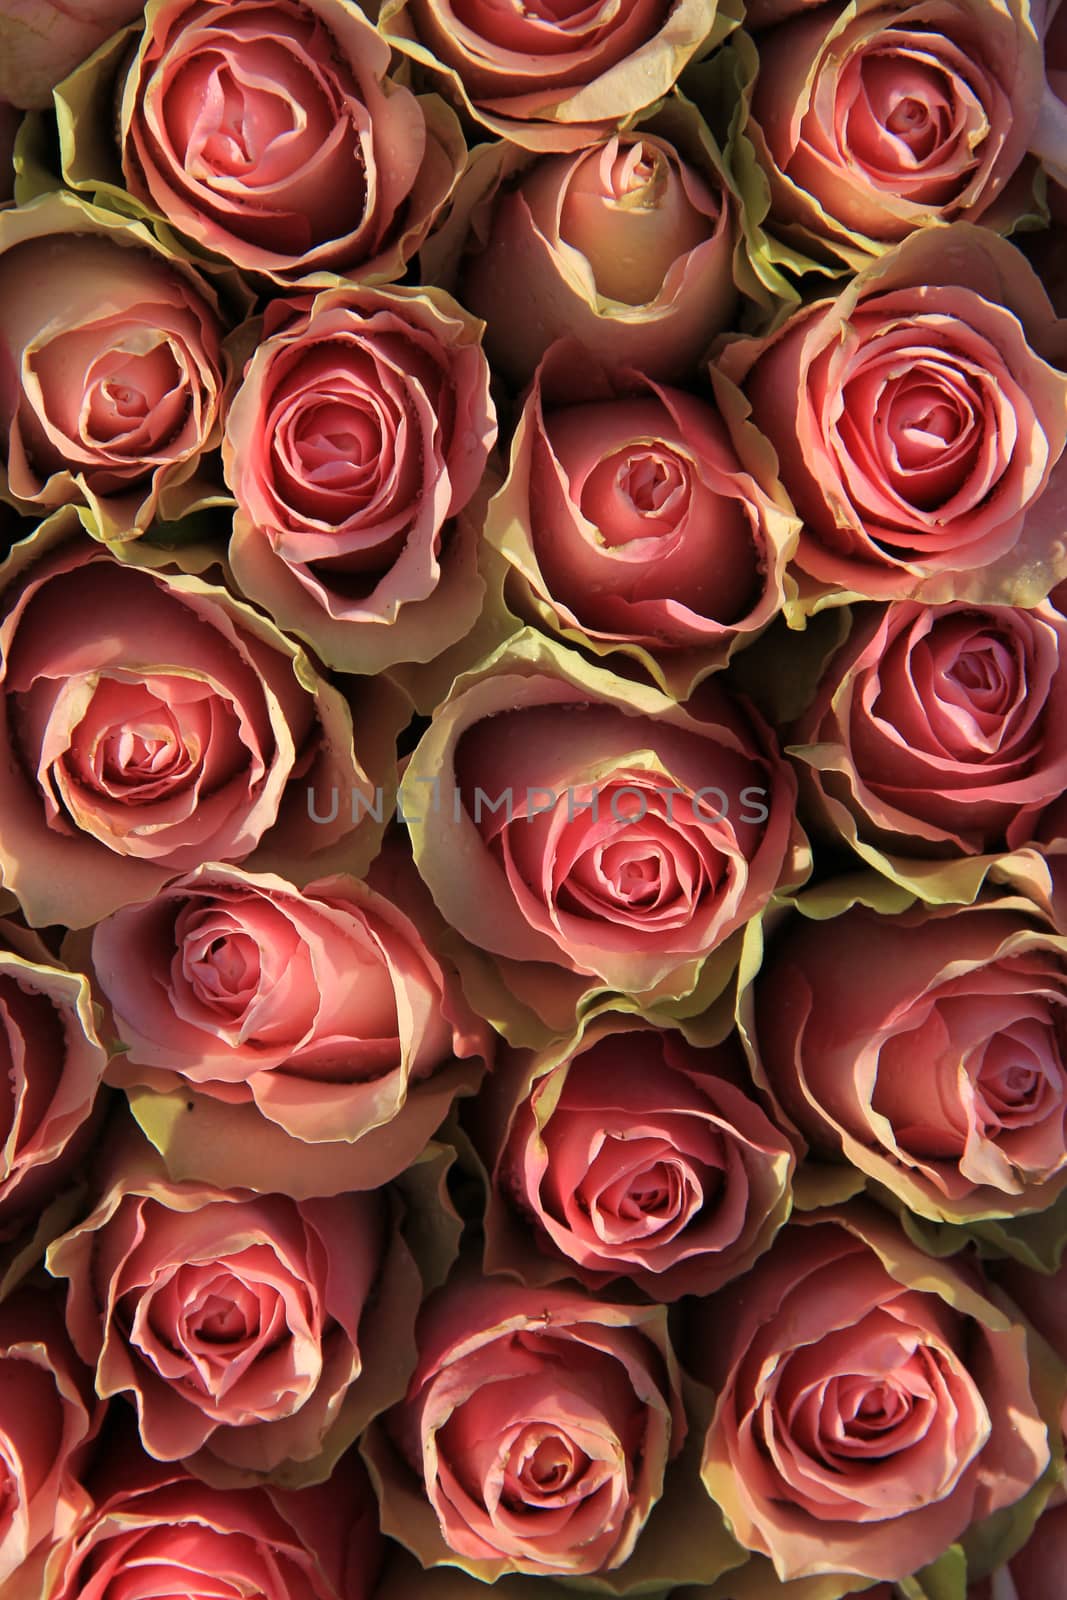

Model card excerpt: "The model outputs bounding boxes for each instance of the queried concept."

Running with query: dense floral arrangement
[2,1,1067,1597]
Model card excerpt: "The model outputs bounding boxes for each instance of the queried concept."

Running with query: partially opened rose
[44,1446,382,1600]
[400,631,808,1029]
[791,600,1067,883]
[90,863,491,1194]
[748,0,1043,266]
[225,283,496,675]
[113,0,465,284]
[484,348,797,695]
[0,193,225,541]
[749,895,1067,1222]
[692,1207,1051,1582]
[380,0,731,151]
[373,1276,685,1578]
[0,0,144,109]
[0,517,390,929]
[0,1285,100,1587]
[480,1012,794,1298]
[718,224,1067,605]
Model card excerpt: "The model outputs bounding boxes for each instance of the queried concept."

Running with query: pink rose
[749,0,1043,264]
[380,0,728,150]
[90,863,491,1194]
[692,1207,1050,1582]
[400,632,808,1026]
[444,100,738,385]
[0,519,389,929]
[791,600,1067,870]
[718,224,1067,604]
[480,1013,794,1299]
[374,1276,684,1577]
[750,897,1067,1221]
[484,348,797,695]
[45,1444,382,1600]
[0,193,225,541]
[117,0,465,284]
[0,1286,100,1587]
[224,284,496,675]
[0,1,144,109]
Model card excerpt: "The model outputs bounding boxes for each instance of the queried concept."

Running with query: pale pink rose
[484,348,797,691]
[46,1444,382,1600]
[224,284,496,674]
[792,600,1067,861]
[752,898,1067,1221]
[91,864,491,1193]
[382,1277,684,1577]
[482,1015,795,1299]
[0,522,384,929]
[119,0,465,284]
[749,0,1043,264]
[718,224,1067,604]
[0,1,145,110]
[693,1208,1049,1582]
[0,1286,100,1586]
[0,193,225,540]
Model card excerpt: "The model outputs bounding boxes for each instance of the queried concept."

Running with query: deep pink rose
[718,224,1067,604]
[0,522,387,928]
[791,600,1067,866]
[118,0,465,284]
[0,194,225,540]
[224,284,496,674]
[91,863,491,1193]
[378,1277,684,1577]
[692,1208,1050,1582]
[481,1015,794,1299]
[484,350,797,693]
[751,898,1067,1221]
[0,1,145,109]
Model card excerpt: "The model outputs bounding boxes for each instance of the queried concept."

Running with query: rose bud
[447,96,738,385]
[90,864,491,1195]
[479,1012,794,1299]
[791,600,1067,890]
[484,348,798,697]
[224,284,496,676]
[0,1285,101,1587]
[748,0,1044,267]
[43,1441,382,1600]
[369,1275,685,1579]
[380,0,728,151]
[400,631,808,1034]
[0,0,144,109]
[1033,0,1067,208]
[0,192,225,542]
[749,893,1067,1223]
[718,223,1067,605]
[46,1124,455,1483]
[0,516,395,929]
[98,0,466,286]
[691,1207,1051,1584]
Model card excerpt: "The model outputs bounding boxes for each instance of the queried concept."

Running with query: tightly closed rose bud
[0,193,225,541]
[380,0,728,151]
[373,1276,685,1578]
[224,284,496,675]
[480,1013,794,1299]
[113,0,465,285]
[0,0,144,109]
[449,98,738,384]
[748,0,1044,266]
[691,1208,1051,1583]
[750,895,1067,1222]
[91,864,491,1195]
[0,517,392,929]
[485,347,797,695]
[719,224,1067,605]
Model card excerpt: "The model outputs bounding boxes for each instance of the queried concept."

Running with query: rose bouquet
[2,1,1067,1598]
